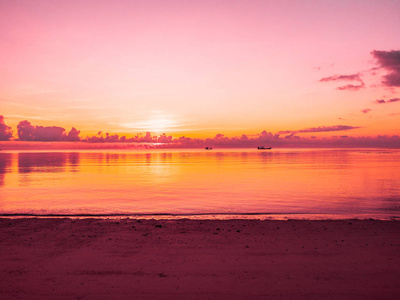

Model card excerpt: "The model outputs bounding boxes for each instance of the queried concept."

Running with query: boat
[205,147,213,150]
[257,146,271,150]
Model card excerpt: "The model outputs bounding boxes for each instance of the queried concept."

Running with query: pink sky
[1,0,399,140]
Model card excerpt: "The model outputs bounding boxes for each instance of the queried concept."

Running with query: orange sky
[1,0,399,139]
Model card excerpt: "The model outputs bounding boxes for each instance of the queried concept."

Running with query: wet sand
[0,218,399,299]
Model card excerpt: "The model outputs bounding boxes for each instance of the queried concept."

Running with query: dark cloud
[157,133,173,143]
[17,120,35,141]
[374,98,400,104]
[319,73,365,91]
[320,50,400,90]
[278,130,292,135]
[361,109,371,114]
[85,132,120,143]
[319,74,362,82]
[17,120,81,141]
[278,125,360,135]
[299,125,360,133]
[375,99,386,104]
[371,50,400,87]
[67,127,81,141]
[0,115,13,141]
[285,133,295,139]
[34,126,66,141]
[240,134,249,141]
[336,83,365,91]
[84,131,174,144]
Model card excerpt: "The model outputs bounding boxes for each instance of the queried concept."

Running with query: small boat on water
[205,147,213,150]
[257,146,271,150]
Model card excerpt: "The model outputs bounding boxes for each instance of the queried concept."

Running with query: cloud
[2,116,398,148]
[319,73,365,91]
[319,74,362,82]
[0,115,13,141]
[278,125,360,135]
[67,127,81,141]
[2,122,400,149]
[371,50,400,87]
[17,121,35,141]
[374,98,400,104]
[84,131,172,143]
[80,130,400,148]
[285,133,295,139]
[320,50,400,90]
[34,126,66,141]
[17,120,81,141]
[336,83,365,91]
[361,109,371,114]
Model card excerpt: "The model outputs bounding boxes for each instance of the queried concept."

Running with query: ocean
[0,148,399,219]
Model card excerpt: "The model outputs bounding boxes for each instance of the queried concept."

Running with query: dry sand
[0,218,399,299]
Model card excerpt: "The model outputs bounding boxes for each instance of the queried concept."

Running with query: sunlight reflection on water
[0,148,399,219]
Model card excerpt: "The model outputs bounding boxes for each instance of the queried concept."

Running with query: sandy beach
[0,218,399,299]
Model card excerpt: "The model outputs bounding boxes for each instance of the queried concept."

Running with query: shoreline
[1,218,399,299]
[0,213,398,221]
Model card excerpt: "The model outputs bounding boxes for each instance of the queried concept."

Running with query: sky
[1,0,399,141]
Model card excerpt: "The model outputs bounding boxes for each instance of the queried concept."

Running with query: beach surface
[0,218,399,299]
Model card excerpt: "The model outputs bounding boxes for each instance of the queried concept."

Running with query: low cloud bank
[0,117,399,148]
[0,116,13,141]
[16,120,80,142]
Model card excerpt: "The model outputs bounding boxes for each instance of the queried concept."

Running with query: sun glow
[139,118,176,133]
[120,113,181,134]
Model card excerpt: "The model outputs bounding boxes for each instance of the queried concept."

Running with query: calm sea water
[0,148,399,219]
